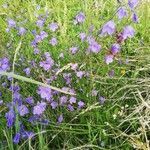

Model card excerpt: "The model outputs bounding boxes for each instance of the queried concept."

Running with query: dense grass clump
[0,0,150,149]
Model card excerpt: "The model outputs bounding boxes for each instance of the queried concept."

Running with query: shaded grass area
[0,0,150,149]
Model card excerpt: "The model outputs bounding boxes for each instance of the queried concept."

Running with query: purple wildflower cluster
[0,0,140,145]
[101,0,138,65]
[74,12,86,24]
[6,18,26,35]
[39,52,54,71]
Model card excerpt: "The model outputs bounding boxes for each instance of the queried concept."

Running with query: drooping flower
[69,97,76,104]
[31,40,37,47]
[40,60,53,71]
[117,7,127,19]
[99,96,106,104]
[18,27,26,35]
[36,19,45,28]
[0,57,10,71]
[13,92,22,106]
[51,101,58,109]
[34,35,42,43]
[63,73,72,85]
[87,36,95,45]
[13,133,21,144]
[8,77,12,81]
[132,13,138,23]
[88,41,101,53]
[18,105,29,116]
[122,25,135,40]
[40,31,48,40]
[37,86,52,101]
[23,68,31,76]
[101,20,116,36]
[9,84,20,93]
[44,52,51,59]
[74,12,85,24]
[76,71,85,79]
[26,97,34,105]
[49,22,59,32]
[105,55,114,64]
[7,19,16,28]
[71,63,78,71]
[22,130,34,139]
[57,114,63,123]
[39,53,54,71]
[79,32,86,41]
[33,102,46,115]
[78,101,85,109]
[28,115,39,123]
[70,47,78,54]
[67,104,74,111]
[5,108,15,128]
[49,37,58,46]
[60,96,67,105]
[128,0,138,9]
[30,61,36,68]
[111,43,121,55]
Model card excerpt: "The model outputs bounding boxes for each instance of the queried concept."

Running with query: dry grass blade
[0,71,76,96]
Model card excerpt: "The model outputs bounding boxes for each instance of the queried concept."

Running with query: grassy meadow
[0,0,150,149]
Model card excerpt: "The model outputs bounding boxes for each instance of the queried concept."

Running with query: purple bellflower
[13,133,21,144]
[49,22,59,32]
[7,19,16,28]
[117,7,127,19]
[111,43,121,55]
[5,108,15,128]
[70,47,78,54]
[57,114,63,123]
[0,57,10,71]
[39,54,54,71]
[49,37,58,46]
[37,86,52,101]
[33,102,46,115]
[128,0,139,9]
[78,101,85,109]
[132,13,139,23]
[23,68,31,76]
[122,25,135,40]
[74,12,85,24]
[105,55,114,64]
[88,41,101,53]
[18,27,26,35]
[18,105,29,116]
[101,20,116,36]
